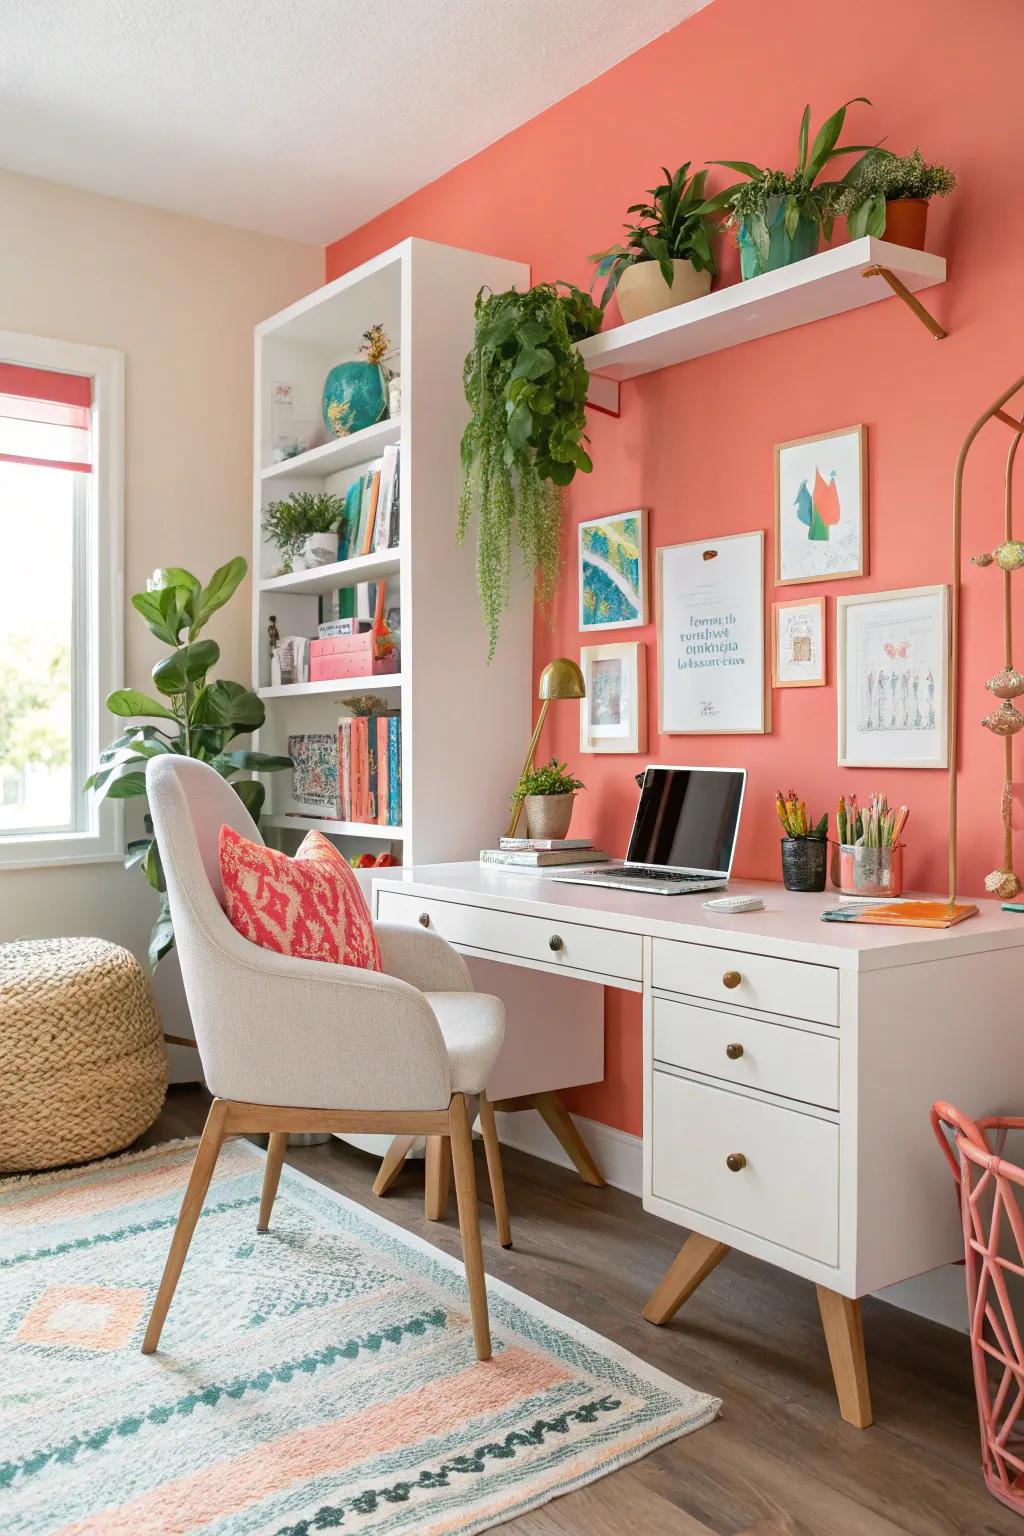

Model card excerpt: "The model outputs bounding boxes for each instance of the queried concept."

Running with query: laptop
[554,765,746,895]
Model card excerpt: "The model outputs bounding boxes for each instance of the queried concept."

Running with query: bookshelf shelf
[261,814,404,840]
[260,417,401,482]
[259,547,401,597]
[258,674,403,701]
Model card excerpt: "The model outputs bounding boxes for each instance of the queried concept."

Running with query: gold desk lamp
[506,658,586,839]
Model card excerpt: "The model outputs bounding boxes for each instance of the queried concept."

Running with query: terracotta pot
[524,792,574,840]
[615,259,712,323]
[883,198,929,251]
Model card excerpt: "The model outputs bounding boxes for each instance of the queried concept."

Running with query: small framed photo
[773,597,826,688]
[775,425,868,585]
[836,584,949,769]
[579,641,647,754]
[579,508,648,631]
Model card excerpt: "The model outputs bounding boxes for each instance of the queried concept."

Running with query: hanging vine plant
[457,282,603,657]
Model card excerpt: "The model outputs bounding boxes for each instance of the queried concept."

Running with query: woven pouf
[0,937,168,1173]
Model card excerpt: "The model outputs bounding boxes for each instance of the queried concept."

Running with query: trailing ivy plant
[834,148,956,238]
[85,557,292,965]
[589,161,717,308]
[458,283,603,659]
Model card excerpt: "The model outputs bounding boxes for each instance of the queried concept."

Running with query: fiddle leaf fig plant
[85,557,292,966]
[458,282,604,660]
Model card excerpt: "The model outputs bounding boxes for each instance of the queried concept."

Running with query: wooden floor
[149,1087,1014,1536]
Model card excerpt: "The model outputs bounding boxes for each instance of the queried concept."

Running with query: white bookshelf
[252,238,533,862]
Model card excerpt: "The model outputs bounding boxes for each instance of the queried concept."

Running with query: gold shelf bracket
[863,265,947,341]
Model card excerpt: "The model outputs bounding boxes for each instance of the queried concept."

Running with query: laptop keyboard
[605,868,712,882]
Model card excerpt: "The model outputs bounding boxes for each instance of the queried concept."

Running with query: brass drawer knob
[722,970,742,989]
[726,1152,747,1173]
[418,912,430,927]
[549,934,564,952]
[725,1042,744,1060]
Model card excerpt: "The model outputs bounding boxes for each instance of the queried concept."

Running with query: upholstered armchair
[141,756,509,1361]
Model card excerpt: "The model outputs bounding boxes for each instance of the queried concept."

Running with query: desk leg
[642,1233,731,1324]
[530,1092,607,1187]
[425,1134,452,1221]
[816,1286,873,1428]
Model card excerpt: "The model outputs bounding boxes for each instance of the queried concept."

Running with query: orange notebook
[822,900,978,928]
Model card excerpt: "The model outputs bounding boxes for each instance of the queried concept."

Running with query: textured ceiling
[0,1,711,244]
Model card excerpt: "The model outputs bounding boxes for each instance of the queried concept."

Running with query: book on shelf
[287,733,340,816]
[375,444,399,553]
[360,468,382,557]
[338,712,402,828]
[498,837,594,851]
[479,847,611,867]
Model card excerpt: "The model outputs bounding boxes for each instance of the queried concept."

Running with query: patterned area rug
[0,1138,720,1535]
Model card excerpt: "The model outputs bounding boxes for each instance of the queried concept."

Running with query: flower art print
[775,426,868,585]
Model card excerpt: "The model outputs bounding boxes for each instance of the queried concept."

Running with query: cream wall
[0,169,322,1057]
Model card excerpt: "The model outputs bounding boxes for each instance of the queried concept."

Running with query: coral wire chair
[932,1101,1024,1515]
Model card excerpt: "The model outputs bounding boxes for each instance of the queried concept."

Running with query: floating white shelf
[261,417,401,482]
[259,547,401,597]
[578,238,947,383]
[258,673,403,701]
[262,814,405,840]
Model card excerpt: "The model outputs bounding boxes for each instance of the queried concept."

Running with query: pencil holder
[780,837,828,893]
[838,843,904,898]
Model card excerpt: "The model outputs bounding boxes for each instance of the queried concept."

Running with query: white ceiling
[0,1,711,245]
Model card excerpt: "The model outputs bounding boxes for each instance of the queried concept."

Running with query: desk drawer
[652,938,838,1026]
[652,996,839,1109]
[651,1070,839,1265]
[376,890,643,982]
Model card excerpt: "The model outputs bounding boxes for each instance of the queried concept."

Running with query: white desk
[373,863,1024,1426]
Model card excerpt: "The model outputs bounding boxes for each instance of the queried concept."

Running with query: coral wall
[327,0,1024,1134]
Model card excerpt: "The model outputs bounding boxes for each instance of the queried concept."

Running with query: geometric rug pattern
[0,1138,719,1534]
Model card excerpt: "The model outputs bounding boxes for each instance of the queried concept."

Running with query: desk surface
[375,863,1024,971]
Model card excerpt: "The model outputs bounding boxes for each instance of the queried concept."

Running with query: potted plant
[589,162,717,322]
[708,99,877,280]
[261,490,345,571]
[322,322,394,438]
[775,789,829,892]
[512,758,585,840]
[458,283,603,658]
[834,148,955,251]
[85,558,292,965]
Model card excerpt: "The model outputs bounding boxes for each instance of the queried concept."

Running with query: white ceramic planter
[301,532,339,568]
[615,258,712,324]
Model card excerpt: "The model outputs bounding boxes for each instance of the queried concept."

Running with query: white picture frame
[775,424,868,586]
[836,584,949,768]
[657,530,768,735]
[579,641,647,754]
[773,596,826,688]
[578,508,648,631]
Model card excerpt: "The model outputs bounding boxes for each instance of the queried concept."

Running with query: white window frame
[0,329,125,869]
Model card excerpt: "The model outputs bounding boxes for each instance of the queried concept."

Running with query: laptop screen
[626,766,746,874]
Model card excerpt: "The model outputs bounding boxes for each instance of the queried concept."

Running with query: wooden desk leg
[643,1233,731,1325]
[531,1091,607,1187]
[816,1285,873,1428]
[425,1134,452,1221]
[372,1134,419,1197]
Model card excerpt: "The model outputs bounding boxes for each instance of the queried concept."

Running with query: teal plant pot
[322,361,389,438]
[738,197,820,281]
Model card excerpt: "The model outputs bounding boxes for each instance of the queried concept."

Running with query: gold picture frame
[772,596,826,688]
[774,424,868,586]
[579,641,647,754]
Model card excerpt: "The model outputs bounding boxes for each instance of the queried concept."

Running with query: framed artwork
[657,530,768,734]
[775,424,868,585]
[773,596,826,688]
[836,584,949,768]
[579,508,647,630]
[579,641,647,754]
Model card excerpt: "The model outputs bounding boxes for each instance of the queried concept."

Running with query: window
[0,333,124,868]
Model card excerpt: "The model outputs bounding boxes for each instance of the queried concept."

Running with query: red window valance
[0,361,92,472]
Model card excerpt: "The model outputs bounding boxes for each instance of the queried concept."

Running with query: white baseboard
[495,1108,642,1197]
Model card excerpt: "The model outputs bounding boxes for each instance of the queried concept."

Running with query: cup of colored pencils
[836,793,908,897]
[776,790,829,892]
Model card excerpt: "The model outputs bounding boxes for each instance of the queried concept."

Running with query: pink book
[376,716,389,825]
[349,717,371,823]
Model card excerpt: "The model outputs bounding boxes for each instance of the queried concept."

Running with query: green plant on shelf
[85,557,292,966]
[261,490,345,568]
[834,148,956,238]
[511,758,585,810]
[589,160,718,307]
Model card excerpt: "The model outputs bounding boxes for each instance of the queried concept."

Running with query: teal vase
[738,197,820,281]
[322,361,389,438]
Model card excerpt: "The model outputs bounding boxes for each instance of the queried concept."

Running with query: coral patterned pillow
[219,825,380,970]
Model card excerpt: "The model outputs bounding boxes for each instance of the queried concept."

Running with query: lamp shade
[538,657,585,701]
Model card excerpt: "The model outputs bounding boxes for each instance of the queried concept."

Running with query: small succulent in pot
[512,758,585,841]
[589,162,718,321]
[834,148,955,249]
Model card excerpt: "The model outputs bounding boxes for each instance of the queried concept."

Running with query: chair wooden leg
[643,1233,731,1325]
[531,1091,606,1186]
[478,1092,512,1249]
[816,1285,873,1428]
[424,1133,451,1221]
[372,1134,419,1198]
[258,1132,288,1232]
[449,1092,492,1361]
[142,1099,229,1354]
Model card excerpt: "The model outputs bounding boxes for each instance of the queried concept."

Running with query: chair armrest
[375,922,473,994]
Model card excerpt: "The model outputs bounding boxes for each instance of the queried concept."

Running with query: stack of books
[341,443,400,561]
[285,717,402,828]
[479,837,610,872]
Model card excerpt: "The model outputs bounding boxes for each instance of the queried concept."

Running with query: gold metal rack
[863,265,947,341]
